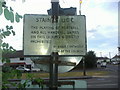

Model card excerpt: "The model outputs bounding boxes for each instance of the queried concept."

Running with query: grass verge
[21,71,110,79]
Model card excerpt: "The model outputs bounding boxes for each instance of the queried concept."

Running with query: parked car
[31,68,40,72]
[100,62,107,68]
[16,66,30,72]
[112,61,119,65]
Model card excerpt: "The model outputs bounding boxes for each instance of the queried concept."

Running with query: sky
[1,0,119,58]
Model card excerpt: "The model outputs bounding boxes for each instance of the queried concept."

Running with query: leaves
[15,12,22,23]
[26,73,34,80]
[0,25,15,39]
[34,78,44,88]
[10,11,14,23]
[6,25,13,30]
[2,66,23,89]
[0,1,23,89]
[4,7,14,23]
[14,70,22,79]
[11,30,15,36]
[2,1,6,8]
[2,42,9,48]
[2,3,23,23]
[0,2,3,15]
[4,7,23,23]
[4,7,10,20]
[4,30,11,36]
[1,42,16,55]
[10,7,13,11]
[84,51,97,68]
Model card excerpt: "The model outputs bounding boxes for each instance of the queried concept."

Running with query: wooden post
[83,56,86,76]
[49,52,59,90]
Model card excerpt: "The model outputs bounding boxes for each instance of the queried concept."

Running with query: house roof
[4,62,26,66]
[2,50,24,58]
[112,55,120,59]
[96,57,109,60]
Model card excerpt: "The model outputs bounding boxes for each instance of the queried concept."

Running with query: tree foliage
[0,0,23,89]
[1,1,44,89]
[84,51,97,68]
[0,1,22,23]
[0,0,22,55]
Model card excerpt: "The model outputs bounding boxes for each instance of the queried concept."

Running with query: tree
[1,1,44,89]
[84,51,97,68]
[0,0,22,57]
[0,0,23,89]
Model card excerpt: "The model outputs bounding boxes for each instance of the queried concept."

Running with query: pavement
[58,76,92,80]
[42,76,92,80]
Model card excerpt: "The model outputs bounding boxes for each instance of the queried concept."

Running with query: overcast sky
[1,0,119,57]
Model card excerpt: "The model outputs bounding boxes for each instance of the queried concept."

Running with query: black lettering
[60,18,74,23]
[31,31,39,34]
[31,35,36,38]
[31,40,51,43]
[31,26,38,29]
[36,18,52,22]
[71,18,74,22]
[37,35,46,39]
[36,18,39,22]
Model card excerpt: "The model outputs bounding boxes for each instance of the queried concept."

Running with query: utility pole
[100,52,102,57]
[109,52,111,63]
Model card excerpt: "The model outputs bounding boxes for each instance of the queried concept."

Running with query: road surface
[85,64,119,88]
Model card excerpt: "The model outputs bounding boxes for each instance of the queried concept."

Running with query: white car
[100,62,107,68]
[112,61,118,65]
[31,68,40,72]
[16,66,30,72]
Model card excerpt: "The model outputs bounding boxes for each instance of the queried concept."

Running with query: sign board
[23,14,86,56]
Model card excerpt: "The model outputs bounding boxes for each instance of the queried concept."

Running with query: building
[112,55,120,62]
[47,6,77,15]
[2,50,34,69]
[96,57,110,64]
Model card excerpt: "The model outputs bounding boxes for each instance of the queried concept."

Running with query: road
[84,64,119,89]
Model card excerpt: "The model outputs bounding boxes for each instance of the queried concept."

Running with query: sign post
[23,15,86,89]
[49,52,59,89]
[50,1,59,89]
[23,0,86,89]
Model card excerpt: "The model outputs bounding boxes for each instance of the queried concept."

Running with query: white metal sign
[23,14,86,56]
